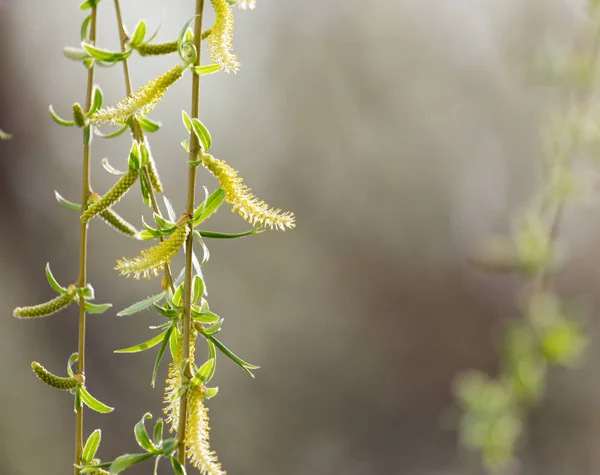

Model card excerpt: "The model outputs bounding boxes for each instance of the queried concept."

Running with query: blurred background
[2,0,600,474]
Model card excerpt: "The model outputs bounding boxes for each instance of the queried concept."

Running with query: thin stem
[74,5,97,475]
[177,0,205,465]
[113,0,176,291]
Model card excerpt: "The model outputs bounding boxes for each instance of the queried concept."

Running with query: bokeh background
[2,0,600,474]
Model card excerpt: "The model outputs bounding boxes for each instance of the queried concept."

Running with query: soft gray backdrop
[1,1,600,474]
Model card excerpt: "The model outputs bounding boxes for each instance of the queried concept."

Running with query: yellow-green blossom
[31,362,79,391]
[81,170,140,223]
[91,65,184,125]
[116,224,189,279]
[14,288,77,319]
[201,152,295,230]
[185,385,225,475]
[209,0,239,73]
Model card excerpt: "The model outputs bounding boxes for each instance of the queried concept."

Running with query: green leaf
[153,456,161,475]
[204,387,219,399]
[129,20,147,48]
[85,302,113,314]
[82,429,101,463]
[173,284,184,307]
[169,325,181,359]
[181,110,192,133]
[80,15,93,42]
[45,263,66,294]
[102,158,126,176]
[153,304,179,319]
[163,197,177,223]
[118,292,166,316]
[160,438,178,457]
[88,85,103,117]
[49,105,75,127]
[134,413,157,452]
[202,334,259,378]
[82,42,132,63]
[197,228,263,239]
[202,319,223,336]
[137,116,161,133]
[192,309,220,324]
[67,353,79,378]
[80,284,95,299]
[191,358,215,386]
[192,275,205,304]
[170,457,187,475]
[190,64,221,76]
[191,118,211,151]
[153,212,175,230]
[153,419,164,446]
[95,124,129,139]
[83,125,93,147]
[54,191,81,211]
[193,188,225,225]
[115,329,169,354]
[79,386,114,413]
[109,453,154,474]
[64,46,91,62]
[152,325,174,387]
[139,171,151,207]
[192,232,210,266]
[80,0,100,9]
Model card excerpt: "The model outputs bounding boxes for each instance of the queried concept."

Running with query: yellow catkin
[136,41,178,56]
[31,362,79,390]
[185,385,226,475]
[116,224,189,279]
[81,170,140,223]
[91,65,184,125]
[99,209,139,238]
[164,333,196,432]
[14,290,76,319]
[209,0,239,73]
[200,152,295,230]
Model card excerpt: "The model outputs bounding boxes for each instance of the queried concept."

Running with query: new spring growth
[141,138,163,193]
[13,285,77,318]
[209,0,239,73]
[200,152,295,230]
[99,205,140,239]
[81,169,140,223]
[90,64,184,126]
[31,362,80,391]
[185,385,225,475]
[116,221,190,279]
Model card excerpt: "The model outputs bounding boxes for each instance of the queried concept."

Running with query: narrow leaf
[84,302,112,314]
[109,453,154,474]
[191,275,204,304]
[117,292,166,316]
[134,413,156,452]
[49,105,75,127]
[115,329,168,354]
[192,188,225,224]
[82,429,101,463]
[202,334,259,377]
[82,42,132,63]
[95,124,129,139]
[190,118,211,151]
[102,158,126,175]
[152,326,174,387]
[197,228,263,239]
[137,116,161,133]
[129,20,147,48]
[170,457,187,475]
[79,386,114,413]
[190,64,221,76]
[45,263,66,294]
[153,419,164,446]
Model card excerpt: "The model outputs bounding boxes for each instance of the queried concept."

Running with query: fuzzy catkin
[115,224,189,279]
[185,385,226,475]
[13,291,76,319]
[99,209,139,238]
[81,169,140,223]
[209,0,239,73]
[90,65,184,126]
[31,362,78,390]
[136,41,178,56]
[200,152,295,230]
